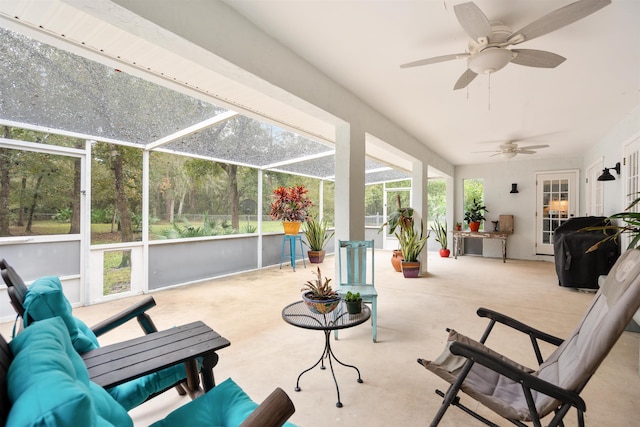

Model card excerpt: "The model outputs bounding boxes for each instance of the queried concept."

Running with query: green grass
[103,251,131,295]
[9,219,292,244]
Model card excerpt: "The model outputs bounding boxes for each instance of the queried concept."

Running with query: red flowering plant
[269,185,313,222]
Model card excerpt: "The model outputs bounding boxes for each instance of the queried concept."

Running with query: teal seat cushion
[22,275,99,353]
[7,316,132,427]
[151,377,297,427]
[22,275,189,411]
[106,363,189,411]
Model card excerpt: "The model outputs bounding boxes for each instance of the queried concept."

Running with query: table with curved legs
[281,300,371,408]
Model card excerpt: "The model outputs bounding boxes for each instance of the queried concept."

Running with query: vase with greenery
[302,217,335,263]
[397,223,429,278]
[269,185,313,234]
[344,291,362,314]
[464,199,488,232]
[300,267,340,314]
[379,194,415,272]
[431,218,450,258]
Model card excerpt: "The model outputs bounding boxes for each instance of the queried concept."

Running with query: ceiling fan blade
[511,49,566,68]
[400,53,469,68]
[453,2,492,43]
[517,150,538,154]
[518,144,550,150]
[472,150,501,153]
[507,0,611,44]
[453,69,477,90]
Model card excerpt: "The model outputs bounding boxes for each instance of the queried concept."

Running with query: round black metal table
[281,300,371,408]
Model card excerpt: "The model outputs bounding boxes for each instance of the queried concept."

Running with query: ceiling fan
[474,142,550,159]
[400,0,611,90]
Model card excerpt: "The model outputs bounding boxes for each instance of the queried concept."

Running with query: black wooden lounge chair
[418,248,640,427]
[1,258,158,336]
[0,258,193,408]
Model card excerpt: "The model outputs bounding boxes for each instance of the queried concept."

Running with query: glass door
[536,171,578,255]
[623,137,640,249]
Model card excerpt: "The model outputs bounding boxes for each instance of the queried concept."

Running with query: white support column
[318,180,324,221]
[82,141,92,306]
[257,169,263,268]
[411,159,429,273]
[334,123,366,242]
[142,149,150,293]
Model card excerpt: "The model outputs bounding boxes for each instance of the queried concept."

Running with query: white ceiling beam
[146,110,239,150]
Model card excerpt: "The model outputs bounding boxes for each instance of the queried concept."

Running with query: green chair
[334,240,377,342]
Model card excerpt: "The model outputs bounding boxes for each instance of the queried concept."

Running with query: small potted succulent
[344,291,362,314]
[300,267,341,314]
[302,216,335,263]
[269,185,313,235]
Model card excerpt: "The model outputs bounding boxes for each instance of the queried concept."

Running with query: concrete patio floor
[4,250,638,426]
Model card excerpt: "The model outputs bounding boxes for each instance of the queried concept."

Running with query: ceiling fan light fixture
[468,48,514,74]
[500,151,517,159]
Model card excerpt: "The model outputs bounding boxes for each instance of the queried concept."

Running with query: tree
[0,127,10,236]
[428,179,446,221]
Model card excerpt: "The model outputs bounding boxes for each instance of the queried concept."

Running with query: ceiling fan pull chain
[488,73,491,111]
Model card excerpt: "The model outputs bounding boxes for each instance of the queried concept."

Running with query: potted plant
[455,222,462,231]
[583,193,640,252]
[302,217,335,263]
[344,291,362,314]
[464,199,488,232]
[431,218,450,257]
[397,223,429,278]
[300,267,341,314]
[379,195,415,272]
[269,185,313,234]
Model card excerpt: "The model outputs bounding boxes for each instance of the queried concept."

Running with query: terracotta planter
[391,249,403,272]
[439,248,451,258]
[282,221,302,235]
[469,221,481,232]
[308,250,326,263]
[401,261,421,278]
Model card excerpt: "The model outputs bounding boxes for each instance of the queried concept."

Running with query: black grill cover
[553,216,620,289]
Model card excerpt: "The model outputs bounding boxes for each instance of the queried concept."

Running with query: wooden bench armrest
[90,296,158,336]
[239,387,295,427]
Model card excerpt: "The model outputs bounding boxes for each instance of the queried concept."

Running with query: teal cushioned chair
[7,317,132,427]
[22,276,188,411]
[5,317,296,427]
[151,377,298,427]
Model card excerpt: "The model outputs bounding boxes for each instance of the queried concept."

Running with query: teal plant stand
[280,235,306,271]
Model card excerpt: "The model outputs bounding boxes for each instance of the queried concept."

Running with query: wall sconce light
[510,183,519,194]
[597,162,621,181]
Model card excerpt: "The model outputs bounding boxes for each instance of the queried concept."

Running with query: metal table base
[295,328,363,408]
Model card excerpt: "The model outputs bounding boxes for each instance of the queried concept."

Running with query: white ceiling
[221,0,640,165]
[0,0,638,171]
